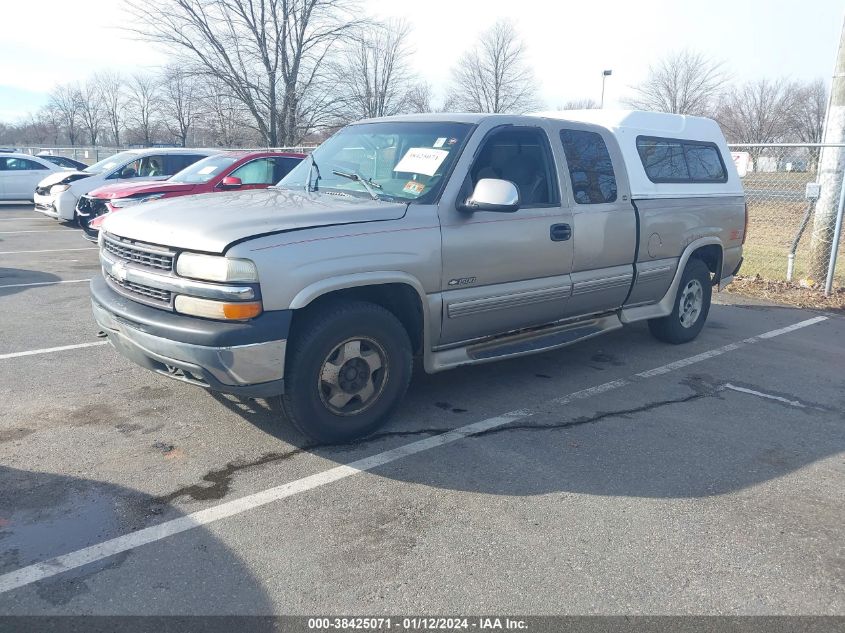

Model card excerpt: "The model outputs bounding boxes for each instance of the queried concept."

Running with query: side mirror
[220,176,242,188]
[120,168,137,179]
[459,178,520,213]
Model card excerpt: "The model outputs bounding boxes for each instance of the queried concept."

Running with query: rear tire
[280,301,413,443]
[648,257,712,344]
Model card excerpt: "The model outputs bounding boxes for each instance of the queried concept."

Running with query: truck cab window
[470,128,556,206]
[559,129,618,204]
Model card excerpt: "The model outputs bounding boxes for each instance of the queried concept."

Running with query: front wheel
[648,257,712,344]
[280,301,413,443]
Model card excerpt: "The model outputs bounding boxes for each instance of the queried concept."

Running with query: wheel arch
[621,237,722,324]
[288,272,430,355]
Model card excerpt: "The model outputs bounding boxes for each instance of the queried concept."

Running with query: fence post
[824,168,845,295]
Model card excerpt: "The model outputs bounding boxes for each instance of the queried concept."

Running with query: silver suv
[91,111,745,442]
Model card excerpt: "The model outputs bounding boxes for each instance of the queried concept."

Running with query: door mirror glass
[459,178,520,213]
[220,176,242,188]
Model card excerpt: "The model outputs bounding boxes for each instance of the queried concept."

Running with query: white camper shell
[534,109,743,200]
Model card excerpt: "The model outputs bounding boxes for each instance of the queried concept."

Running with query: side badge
[448,277,476,287]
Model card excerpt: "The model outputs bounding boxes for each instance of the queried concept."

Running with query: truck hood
[101,188,408,253]
[89,180,195,199]
[37,170,93,188]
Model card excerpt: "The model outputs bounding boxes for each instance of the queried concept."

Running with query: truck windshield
[170,155,238,184]
[277,121,473,202]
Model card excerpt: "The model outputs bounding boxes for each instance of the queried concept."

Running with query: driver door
[438,125,575,345]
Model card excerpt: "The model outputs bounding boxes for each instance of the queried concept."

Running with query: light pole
[600,69,613,108]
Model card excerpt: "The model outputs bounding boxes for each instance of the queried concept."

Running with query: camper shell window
[636,136,727,184]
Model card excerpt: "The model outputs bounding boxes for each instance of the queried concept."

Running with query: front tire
[280,301,413,443]
[648,257,712,344]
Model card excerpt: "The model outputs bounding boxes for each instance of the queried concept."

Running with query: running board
[427,314,623,372]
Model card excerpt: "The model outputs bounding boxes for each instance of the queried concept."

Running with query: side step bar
[427,314,623,373]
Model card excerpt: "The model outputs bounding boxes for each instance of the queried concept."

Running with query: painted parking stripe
[0,278,91,289]
[0,341,107,360]
[0,315,826,595]
[0,247,97,255]
[723,383,808,409]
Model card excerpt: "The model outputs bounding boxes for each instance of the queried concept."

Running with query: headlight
[176,253,259,283]
[50,184,70,194]
[111,193,165,209]
[174,296,262,320]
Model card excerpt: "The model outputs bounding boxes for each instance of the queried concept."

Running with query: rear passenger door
[554,125,637,317]
[438,125,575,345]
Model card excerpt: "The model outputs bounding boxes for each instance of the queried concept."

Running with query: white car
[0,153,71,201]
[33,148,218,222]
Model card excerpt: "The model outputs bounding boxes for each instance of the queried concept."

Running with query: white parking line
[0,278,91,289]
[0,341,107,361]
[723,383,808,409]
[0,217,52,221]
[0,315,827,594]
[0,247,97,255]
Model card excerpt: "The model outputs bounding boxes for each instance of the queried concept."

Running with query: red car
[78,150,305,241]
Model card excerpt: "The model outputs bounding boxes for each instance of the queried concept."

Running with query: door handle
[550,223,572,241]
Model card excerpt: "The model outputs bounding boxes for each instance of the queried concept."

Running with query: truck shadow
[207,366,845,501]
[0,268,61,298]
[0,466,274,617]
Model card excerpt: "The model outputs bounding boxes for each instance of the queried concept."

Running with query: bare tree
[48,84,82,145]
[160,66,201,146]
[448,20,541,113]
[624,49,727,116]
[559,98,599,110]
[198,78,252,147]
[715,78,795,144]
[76,79,105,145]
[787,78,828,144]
[131,0,362,146]
[127,73,161,146]
[405,82,433,113]
[332,19,416,121]
[97,71,127,146]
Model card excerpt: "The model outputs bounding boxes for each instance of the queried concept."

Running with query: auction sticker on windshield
[394,147,449,176]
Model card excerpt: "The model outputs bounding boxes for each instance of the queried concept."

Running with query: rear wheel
[648,257,712,344]
[280,301,413,443]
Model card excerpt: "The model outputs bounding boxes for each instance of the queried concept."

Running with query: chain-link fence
[730,143,845,291]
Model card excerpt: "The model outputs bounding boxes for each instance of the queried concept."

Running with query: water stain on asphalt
[590,351,625,366]
[0,428,34,443]
[435,402,468,414]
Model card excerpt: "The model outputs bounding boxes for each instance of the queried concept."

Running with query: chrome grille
[106,272,172,305]
[103,234,174,272]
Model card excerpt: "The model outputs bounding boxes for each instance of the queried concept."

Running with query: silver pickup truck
[91,110,745,442]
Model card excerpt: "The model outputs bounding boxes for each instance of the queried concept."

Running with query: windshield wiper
[305,154,320,192]
[331,169,381,200]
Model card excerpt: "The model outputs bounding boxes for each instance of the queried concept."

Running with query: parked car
[91,110,745,443]
[0,152,72,201]
[33,148,219,223]
[37,153,88,170]
[78,151,306,241]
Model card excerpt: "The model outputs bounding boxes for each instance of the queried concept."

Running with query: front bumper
[91,275,290,397]
[34,190,78,221]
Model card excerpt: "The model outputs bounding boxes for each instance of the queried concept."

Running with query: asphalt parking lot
[0,200,843,616]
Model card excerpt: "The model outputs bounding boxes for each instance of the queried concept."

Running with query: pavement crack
[471,392,706,438]
[155,426,453,504]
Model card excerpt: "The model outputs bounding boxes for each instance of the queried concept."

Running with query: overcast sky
[0,0,842,121]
